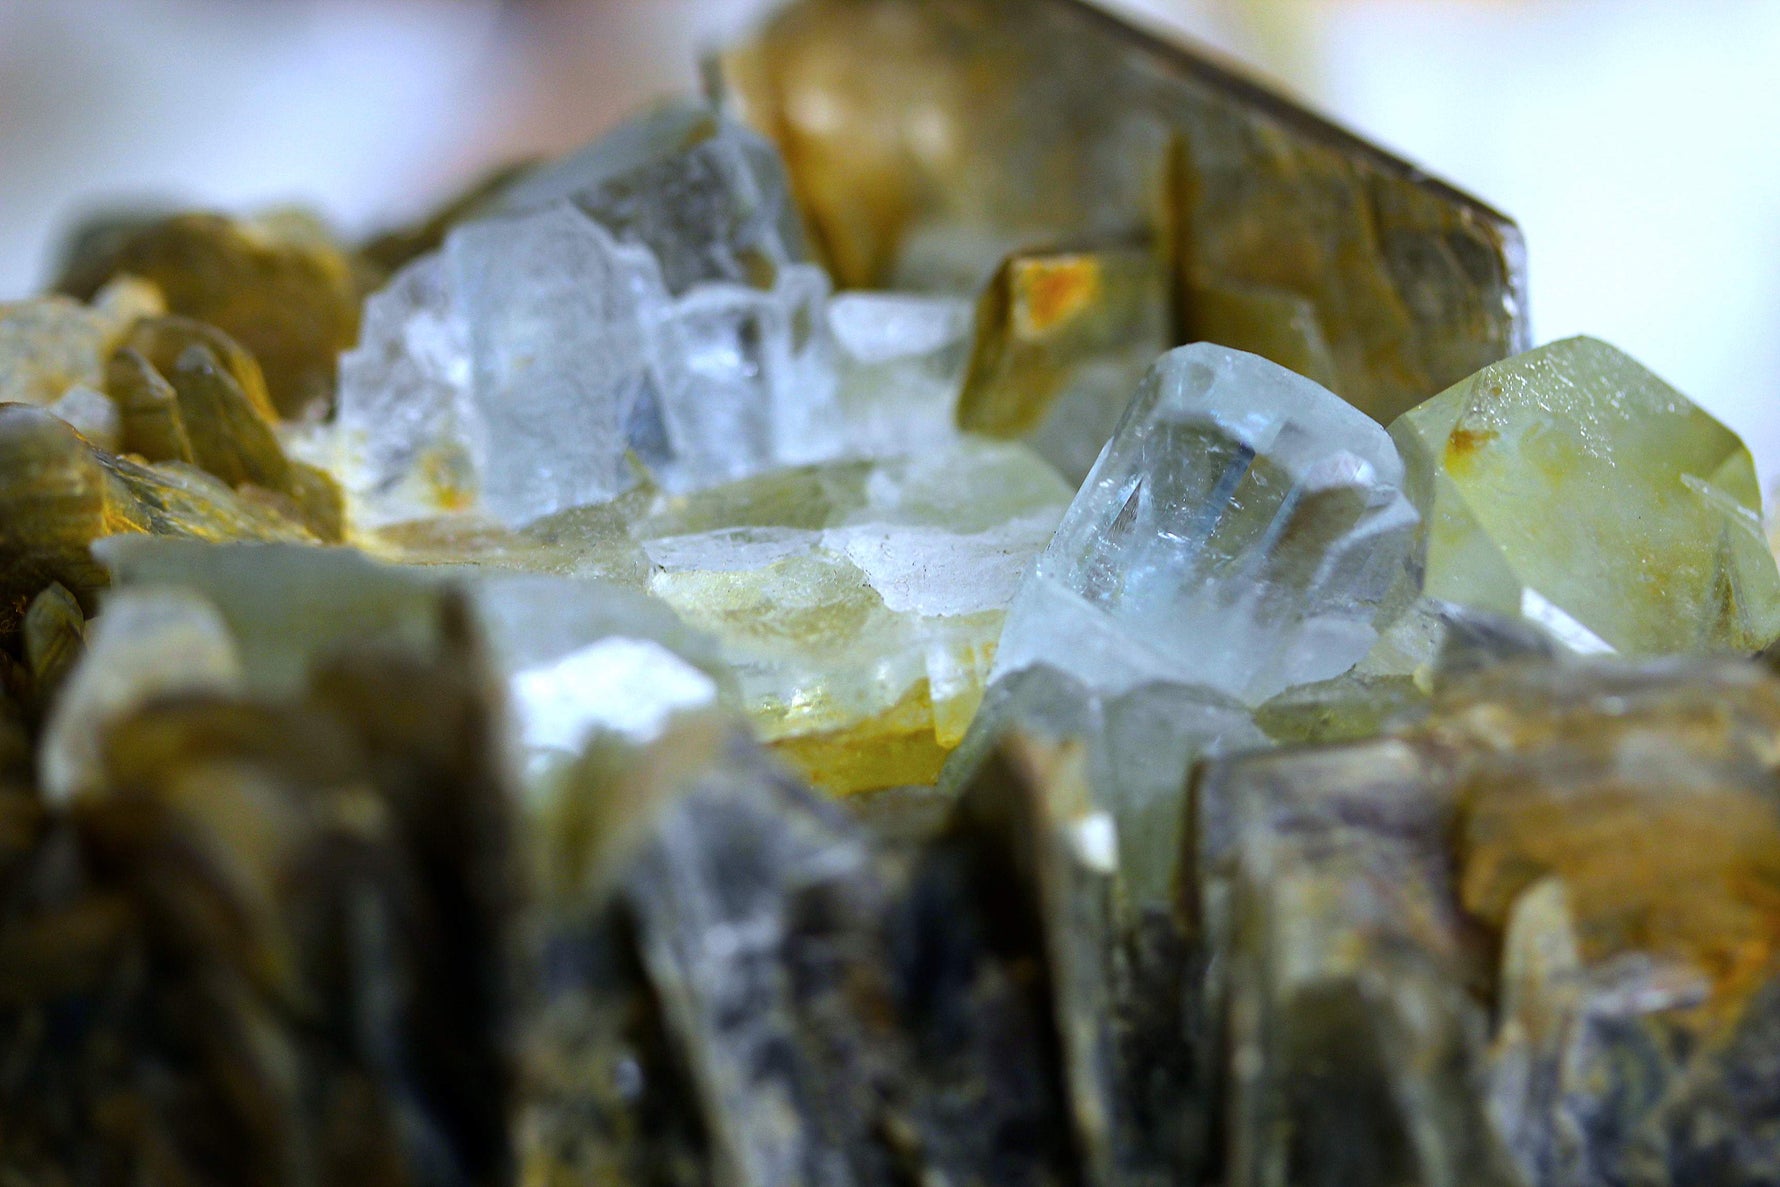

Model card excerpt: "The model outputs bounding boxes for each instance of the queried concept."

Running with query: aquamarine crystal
[994,342,1420,704]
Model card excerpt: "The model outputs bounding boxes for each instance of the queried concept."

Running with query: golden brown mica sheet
[1195,651,1780,1187]
[0,295,344,615]
[718,0,1528,425]
[55,211,364,418]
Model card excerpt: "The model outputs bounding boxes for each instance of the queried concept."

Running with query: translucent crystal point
[827,290,972,456]
[1390,336,1780,656]
[335,212,837,527]
[451,204,665,525]
[650,261,839,489]
[494,100,805,293]
[333,253,475,526]
[996,342,1419,704]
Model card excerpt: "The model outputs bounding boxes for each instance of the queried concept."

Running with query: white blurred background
[2,0,1777,483]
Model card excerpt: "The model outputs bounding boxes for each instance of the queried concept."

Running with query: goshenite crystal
[996,342,1419,705]
[719,0,1527,421]
[330,253,474,525]
[494,101,806,293]
[956,247,1170,483]
[452,205,669,522]
[332,103,843,528]
[1390,336,1780,655]
[827,290,972,456]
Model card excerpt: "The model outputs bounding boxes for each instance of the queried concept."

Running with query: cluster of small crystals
[1,0,1779,1183]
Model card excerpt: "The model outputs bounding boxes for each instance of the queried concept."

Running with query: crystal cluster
[0,0,1776,1182]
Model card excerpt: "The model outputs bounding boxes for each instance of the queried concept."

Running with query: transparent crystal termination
[637,436,1072,793]
[332,253,474,525]
[995,342,1420,705]
[1391,335,1780,656]
[332,202,838,528]
[492,100,806,294]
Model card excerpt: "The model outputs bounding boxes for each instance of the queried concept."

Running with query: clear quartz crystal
[995,342,1420,704]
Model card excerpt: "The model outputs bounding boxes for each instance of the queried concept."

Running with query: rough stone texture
[1193,650,1780,1187]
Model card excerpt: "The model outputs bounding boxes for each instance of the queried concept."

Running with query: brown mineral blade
[956,247,1170,482]
[124,314,279,424]
[57,213,361,418]
[719,0,1527,423]
[0,405,132,610]
[0,404,321,612]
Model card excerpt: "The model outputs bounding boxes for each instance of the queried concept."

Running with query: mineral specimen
[1392,335,1780,655]
[492,100,808,293]
[995,341,1419,703]
[1190,641,1780,1187]
[5,0,1778,1182]
[827,289,973,457]
[0,278,163,408]
[717,0,1528,422]
[0,584,515,1186]
[638,437,1071,793]
[333,106,840,528]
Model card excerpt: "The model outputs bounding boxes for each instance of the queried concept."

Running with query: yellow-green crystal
[1390,336,1780,655]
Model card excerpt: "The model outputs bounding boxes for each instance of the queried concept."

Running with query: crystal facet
[640,437,1071,793]
[718,0,1528,420]
[996,342,1420,704]
[1391,336,1780,655]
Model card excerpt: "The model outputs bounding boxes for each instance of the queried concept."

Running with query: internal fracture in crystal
[996,341,1419,704]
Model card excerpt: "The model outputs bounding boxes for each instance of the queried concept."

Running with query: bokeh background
[3,0,1778,483]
